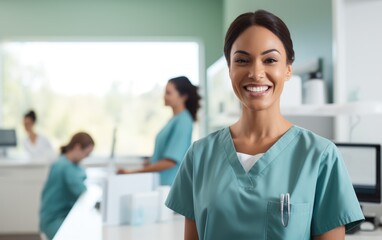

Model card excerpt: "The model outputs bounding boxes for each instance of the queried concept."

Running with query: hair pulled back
[60,132,95,154]
[169,76,201,121]
[24,110,37,123]
[224,9,295,66]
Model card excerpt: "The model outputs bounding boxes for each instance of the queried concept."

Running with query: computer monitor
[0,128,17,157]
[335,143,381,204]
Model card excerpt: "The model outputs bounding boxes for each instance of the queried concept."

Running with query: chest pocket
[265,201,311,240]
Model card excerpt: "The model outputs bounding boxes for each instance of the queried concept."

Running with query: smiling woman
[0,41,200,158]
[165,9,364,240]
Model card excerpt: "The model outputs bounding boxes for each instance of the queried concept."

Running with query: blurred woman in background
[22,110,55,161]
[118,76,201,186]
[39,132,95,240]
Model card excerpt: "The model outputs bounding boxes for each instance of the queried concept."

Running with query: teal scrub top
[166,126,364,239]
[39,155,87,240]
[151,110,193,186]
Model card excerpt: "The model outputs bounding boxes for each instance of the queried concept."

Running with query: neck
[172,105,186,116]
[65,152,77,164]
[27,131,37,142]
[27,130,36,137]
[232,107,292,140]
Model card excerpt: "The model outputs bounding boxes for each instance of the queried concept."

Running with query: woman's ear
[285,64,292,81]
[181,94,188,103]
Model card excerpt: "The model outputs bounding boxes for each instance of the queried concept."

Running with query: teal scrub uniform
[152,110,193,186]
[166,126,364,239]
[39,155,87,240]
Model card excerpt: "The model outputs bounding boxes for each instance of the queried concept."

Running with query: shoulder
[53,155,75,169]
[49,156,66,172]
[52,155,67,166]
[293,125,336,151]
[191,127,227,151]
[293,126,340,168]
[170,111,193,131]
[174,110,193,123]
[37,134,51,143]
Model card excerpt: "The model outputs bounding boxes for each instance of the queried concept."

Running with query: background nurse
[22,109,55,161]
[39,132,95,240]
[117,76,201,186]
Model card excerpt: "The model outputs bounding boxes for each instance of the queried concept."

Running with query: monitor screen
[335,143,381,204]
[0,129,17,147]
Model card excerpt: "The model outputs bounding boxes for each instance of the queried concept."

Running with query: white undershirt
[22,135,55,161]
[236,152,264,173]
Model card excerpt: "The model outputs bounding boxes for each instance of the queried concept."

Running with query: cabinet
[0,157,142,234]
[0,164,49,233]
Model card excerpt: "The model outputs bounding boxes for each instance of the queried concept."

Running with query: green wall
[224,0,334,102]
[0,0,334,99]
[0,0,223,68]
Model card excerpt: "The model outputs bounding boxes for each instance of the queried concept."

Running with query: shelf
[208,101,382,130]
[281,101,382,116]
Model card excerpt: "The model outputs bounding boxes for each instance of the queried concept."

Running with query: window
[0,41,200,158]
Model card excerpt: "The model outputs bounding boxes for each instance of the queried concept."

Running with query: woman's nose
[248,63,265,80]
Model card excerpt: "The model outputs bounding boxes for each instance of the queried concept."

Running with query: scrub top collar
[222,125,301,189]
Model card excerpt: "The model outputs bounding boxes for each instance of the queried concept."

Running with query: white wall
[343,0,382,144]
[334,0,382,221]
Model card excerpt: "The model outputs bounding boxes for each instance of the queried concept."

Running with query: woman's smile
[243,84,272,97]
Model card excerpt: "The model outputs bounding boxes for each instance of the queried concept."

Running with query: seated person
[22,110,55,161]
[39,132,95,240]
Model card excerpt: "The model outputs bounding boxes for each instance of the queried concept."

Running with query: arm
[311,144,364,235]
[117,159,176,174]
[185,218,198,240]
[313,226,345,240]
[64,167,87,197]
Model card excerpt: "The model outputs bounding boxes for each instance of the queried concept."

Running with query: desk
[0,157,142,234]
[53,185,102,240]
[54,184,382,240]
[104,217,382,240]
[103,215,184,239]
[346,229,382,239]
[52,183,183,240]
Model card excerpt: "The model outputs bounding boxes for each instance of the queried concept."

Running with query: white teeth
[245,86,269,92]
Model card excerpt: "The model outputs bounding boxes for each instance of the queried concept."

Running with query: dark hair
[168,76,201,121]
[60,132,95,154]
[224,9,295,66]
[24,110,37,123]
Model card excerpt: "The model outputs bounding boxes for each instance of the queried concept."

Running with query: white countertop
[53,185,103,240]
[53,183,382,240]
[103,214,184,240]
[0,155,144,168]
[346,229,382,239]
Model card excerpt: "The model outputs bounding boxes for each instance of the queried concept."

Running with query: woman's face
[164,82,186,108]
[229,25,292,112]
[73,144,94,163]
[23,117,34,132]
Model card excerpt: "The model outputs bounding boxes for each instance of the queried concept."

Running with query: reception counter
[0,156,143,235]
[53,184,382,240]
[2,157,381,239]
[54,184,183,240]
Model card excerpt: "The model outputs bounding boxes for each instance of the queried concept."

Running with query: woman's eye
[264,58,277,64]
[234,58,249,64]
